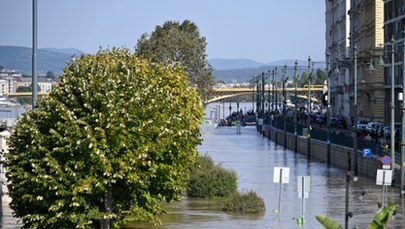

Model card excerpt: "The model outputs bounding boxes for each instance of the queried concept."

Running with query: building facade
[383,0,405,124]
[326,0,385,124]
[350,0,385,122]
[326,0,352,121]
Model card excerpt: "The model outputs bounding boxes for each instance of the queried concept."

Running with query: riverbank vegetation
[187,154,265,214]
[223,191,265,213]
[187,154,237,198]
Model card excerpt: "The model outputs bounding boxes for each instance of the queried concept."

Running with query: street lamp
[273,66,278,145]
[307,56,313,159]
[0,148,3,218]
[353,47,358,177]
[326,52,331,165]
[334,47,359,176]
[293,60,299,153]
[390,37,396,174]
[261,72,265,118]
[345,151,353,229]
[255,75,260,131]
[268,70,271,113]
[282,64,288,148]
[401,28,405,197]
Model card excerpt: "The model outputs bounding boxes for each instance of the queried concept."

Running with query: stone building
[325,0,385,123]
[383,0,405,124]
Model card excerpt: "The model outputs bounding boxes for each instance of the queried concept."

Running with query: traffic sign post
[273,167,289,215]
[381,155,392,170]
[362,148,372,158]
[363,148,372,178]
[376,169,393,207]
[297,176,310,225]
[203,119,213,134]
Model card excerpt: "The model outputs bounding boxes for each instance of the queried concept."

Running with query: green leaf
[315,214,344,229]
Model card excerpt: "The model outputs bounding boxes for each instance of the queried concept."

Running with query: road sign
[297,176,310,198]
[273,167,289,184]
[362,148,372,158]
[376,169,392,186]
[235,120,240,127]
[204,119,212,126]
[381,155,391,165]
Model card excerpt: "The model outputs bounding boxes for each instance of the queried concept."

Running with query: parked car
[376,125,385,137]
[383,123,401,138]
[366,122,384,135]
[356,120,369,134]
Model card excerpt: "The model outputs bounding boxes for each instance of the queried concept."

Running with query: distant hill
[0,46,83,76]
[0,45,324,82]
[211,59,326,83]
[209,58,264,70]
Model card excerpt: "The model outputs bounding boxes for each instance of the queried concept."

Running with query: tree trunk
[99,185,113,229]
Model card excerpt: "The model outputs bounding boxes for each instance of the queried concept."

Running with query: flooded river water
[3,102,405,228]
[126,125,405,229]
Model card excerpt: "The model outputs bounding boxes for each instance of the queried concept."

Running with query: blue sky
[1,0,326,63]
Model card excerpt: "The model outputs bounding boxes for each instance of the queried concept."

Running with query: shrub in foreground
[223,190,266,213]
[187,154,237,198]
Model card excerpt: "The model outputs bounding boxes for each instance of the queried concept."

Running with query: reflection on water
[126,125,404,228]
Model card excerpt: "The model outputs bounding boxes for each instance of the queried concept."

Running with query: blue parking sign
[362,148,372,158]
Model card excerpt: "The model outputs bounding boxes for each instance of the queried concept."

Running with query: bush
[187,154,237,198]
[224,190,266,213]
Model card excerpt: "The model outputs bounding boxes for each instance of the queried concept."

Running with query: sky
[0,0,326,63]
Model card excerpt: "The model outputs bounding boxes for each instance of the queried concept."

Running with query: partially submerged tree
[136,20,215,105]
[6,48,203,228]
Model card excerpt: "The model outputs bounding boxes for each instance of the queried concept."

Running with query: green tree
[16,86,32,105]
[46,70,56,79]
[135,20,215,105]
[15,85,41,105]
[315,69,327,85]
[6,48,203,228]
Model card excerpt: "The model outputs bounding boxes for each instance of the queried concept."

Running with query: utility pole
[32,0,38,110]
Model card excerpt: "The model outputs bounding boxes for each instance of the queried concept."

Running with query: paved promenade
[1,172,21,228]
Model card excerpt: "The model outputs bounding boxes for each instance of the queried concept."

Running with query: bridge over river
[209,85,325,103]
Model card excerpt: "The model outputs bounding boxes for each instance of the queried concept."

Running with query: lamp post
[307,56,312,159]
[353,47,358,177]
[272,69,275,113]
[282,64,288,148]
[0,148,3,218]
[255,76,260,131]
[261,72,265,118]
[294,60,298,152]
[251,78,254,119]
[268,70,271,113]
[401,28,405,197]
[390,37,396,173]
[335,48,359,176]
[32,0,38,110]
[326,52,331,165]
[345,151,352,229]
[274,67,278,145]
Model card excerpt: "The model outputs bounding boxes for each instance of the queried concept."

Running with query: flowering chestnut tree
[6,48,203,228]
